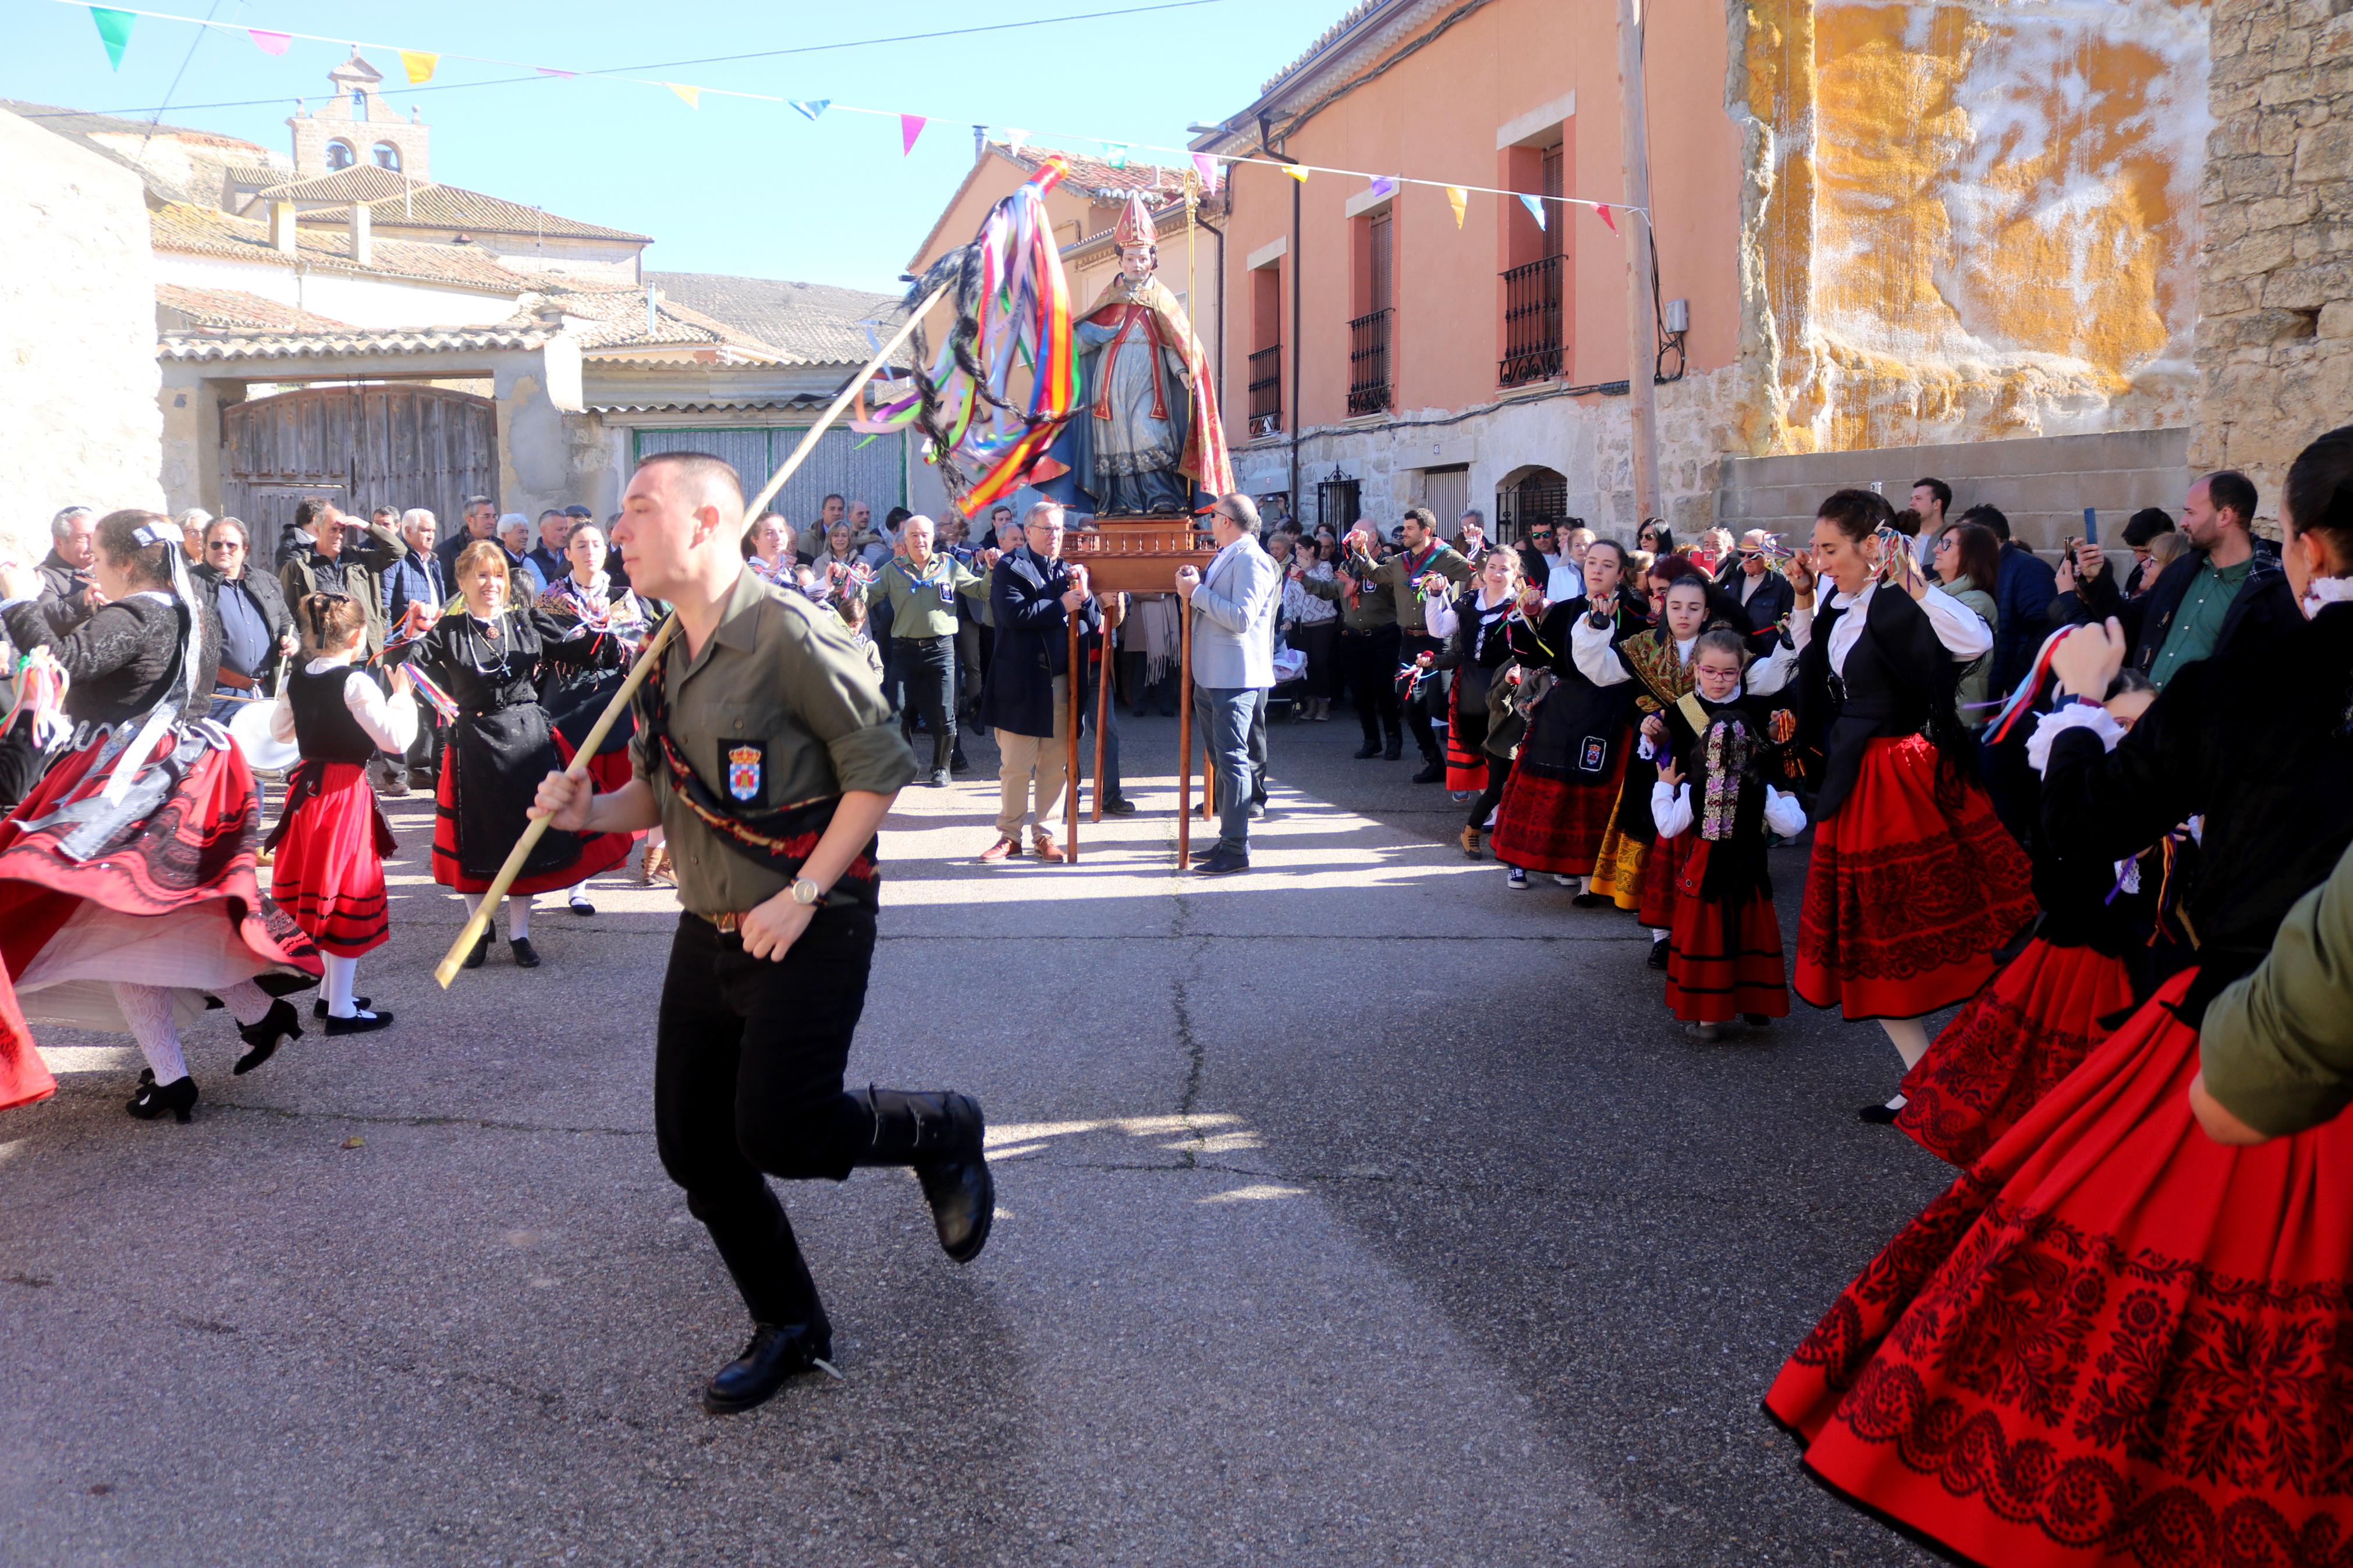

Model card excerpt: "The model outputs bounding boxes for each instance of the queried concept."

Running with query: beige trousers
[995,674,1070,839]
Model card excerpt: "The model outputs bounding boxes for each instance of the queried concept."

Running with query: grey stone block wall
[1715,428,2192,553]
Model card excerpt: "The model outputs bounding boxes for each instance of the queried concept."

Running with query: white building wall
[0,108,164,547]
[154,250,520,328]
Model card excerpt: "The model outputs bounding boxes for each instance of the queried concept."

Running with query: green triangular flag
[90,6,134,69]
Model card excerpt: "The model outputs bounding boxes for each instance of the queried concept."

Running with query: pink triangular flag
[249,29,291,55]
[1191,152,1222,192]
[900,114,926,155]
[1595,204,1617,233]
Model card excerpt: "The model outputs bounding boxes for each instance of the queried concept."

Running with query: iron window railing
[1500,255,1564,387]
[1348,309,1393,417]
[1248,344,1283,437]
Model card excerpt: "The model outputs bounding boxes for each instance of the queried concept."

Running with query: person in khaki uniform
[1342,507,1472,781]
[533,451,993,1417]
[864,514,995,787]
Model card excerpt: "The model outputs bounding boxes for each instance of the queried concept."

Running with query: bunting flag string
[62,0,1650,225]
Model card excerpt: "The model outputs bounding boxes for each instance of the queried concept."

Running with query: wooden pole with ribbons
[431,283,950,989]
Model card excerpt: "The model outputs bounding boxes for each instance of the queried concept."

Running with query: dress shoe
[702,1322,834,1414]
[1743,1013,1773,1028]
[1412,760,1446,784]
[1031,833,1066,863]
[1382,739,1403,761]
[929,769,950,788]
[407,770,437,792]
[1192,848,1250,877]
[314,995,371,1018]
[949,751,970,774]
[1647,936,1670,969]
[853,1089,995,1263]
[1858,1101,1904,1125]
[1245,801,1266,819]
[324,1009,395,1036]
[126,1074,198,1122]
[462,927,492,968]
[569,891,596,916]
[233,997,301,1075]
[978,835,1021,863]
[377,769,410,799]
[1102,796,1137,816]
[1353,741,1382,759]
[509,937,542,969]
[1571,890,1606,907]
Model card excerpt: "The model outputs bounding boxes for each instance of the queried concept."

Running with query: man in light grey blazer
[1176,493,1282,876]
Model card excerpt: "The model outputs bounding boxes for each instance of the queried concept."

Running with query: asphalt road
[0,703,1948,1567]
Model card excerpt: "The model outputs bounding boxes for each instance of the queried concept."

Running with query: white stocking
[508,898,532,941]
[218,979,274,1027]
[113,982,189,1085]
[1649,927,1671,943]
[323,954,360,1018]
[1880,1016,1931,1069]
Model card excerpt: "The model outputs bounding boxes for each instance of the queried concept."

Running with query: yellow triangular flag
[1447,186,1467,229]
[668,83,700,109]
[399,50,437,85]
[1284,165,1310,184]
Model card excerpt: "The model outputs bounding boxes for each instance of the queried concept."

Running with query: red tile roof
[155,283,352,333]
[149,202,537,292]
[225,164,651,243]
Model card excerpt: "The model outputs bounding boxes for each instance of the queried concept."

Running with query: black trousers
[1399,632,1445,760]
[1293,620,1341,699]
[1340,623,1402,745]
[654,907,877,1329]
[1468,754,1511,830]
[897,634,958,770]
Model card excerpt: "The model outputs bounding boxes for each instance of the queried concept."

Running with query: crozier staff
[533,451,994,1416]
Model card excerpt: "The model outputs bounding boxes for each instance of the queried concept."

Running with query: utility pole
[1614,0,1663,531]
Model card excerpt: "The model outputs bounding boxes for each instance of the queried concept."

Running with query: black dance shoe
[854,1089,995,1263]
[1647,937,1670,970]
[462,927,492,969]
[1571,891,1606,907]
[568,891,596,916]
[509,937,541,969]
[233,998,303,1076]
[323,1009,395,1036]
[127,1075,198,1122]
[701,1322,835,1415]
[1353,741,1382,759]
[1743,1013,1773,1028]
[1857,1100,1904,1125]
[314,995,371,1019]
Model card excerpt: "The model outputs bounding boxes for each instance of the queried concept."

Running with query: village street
[0,716,1944,1567]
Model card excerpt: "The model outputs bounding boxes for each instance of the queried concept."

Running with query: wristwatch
[789,876,825,907]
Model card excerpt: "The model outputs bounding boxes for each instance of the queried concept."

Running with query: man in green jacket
[1303,522,1404,759]
[2191,841,2353,1143]
[1344,508,1472,781]
[865,514,993,787]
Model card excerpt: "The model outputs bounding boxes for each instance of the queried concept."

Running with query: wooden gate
[222,385,496,566]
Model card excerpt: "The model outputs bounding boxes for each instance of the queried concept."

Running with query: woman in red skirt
[1488,539,1641,893]
[388,541,631,971]
[1781,489,2035,1119]
[261,593,417,1034]
[1893,671,2159,1164]
[1650,630,1808,1040]
[1766,428,2353,1567]
[1425,546,1525,859]
[537,517,656,910]
[0,509,318,1122]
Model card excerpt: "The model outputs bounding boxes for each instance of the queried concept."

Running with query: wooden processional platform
[1053,513,1219,866]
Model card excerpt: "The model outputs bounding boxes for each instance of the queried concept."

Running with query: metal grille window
[1316,471,1362,534]
[1348,310,1392,417]
[630,426,904,524]
[1248,344,1283,436]
[1502,147,1567,387]
[1493,470,1569,546]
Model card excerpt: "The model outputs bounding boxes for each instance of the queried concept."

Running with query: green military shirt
[1370,542,1473,634]
[2148,553,2253,690]
[630,568,917,917]
[865,553,988,639]
[1302,563,1400,632]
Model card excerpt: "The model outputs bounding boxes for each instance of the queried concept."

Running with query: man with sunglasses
[192,516,297,720]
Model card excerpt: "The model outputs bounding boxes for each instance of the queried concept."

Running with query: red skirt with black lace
[1663,841,1787,1023]
[1766,968,2353,1568]
[268,761,398,957]
[1794,735,2035,1021]
[1490,749,1627,876]
[1893,937,2136,1167]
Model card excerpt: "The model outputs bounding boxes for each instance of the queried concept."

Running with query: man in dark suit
[192,515,297,719]
[978,501,1101,863]
[379,507,450,791]
[435,494,501,578]
[1725,528,1795,632]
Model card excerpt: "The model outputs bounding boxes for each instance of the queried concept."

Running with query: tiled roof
[998,143,1192,200]
[5,97,282,206]
[159,324,557,362]
[1260,0,1396,94]
[539,282,790,362]
[224,164,652,244]
[148,202,536,292]
[2,98,271,158]
[586,397,832,414]
[155,283,352,333]
[643,273,903,367]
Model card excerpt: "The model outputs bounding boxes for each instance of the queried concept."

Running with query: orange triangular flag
[1446,186,1467,229]
[668,83,700,109]
[399,50,437,85]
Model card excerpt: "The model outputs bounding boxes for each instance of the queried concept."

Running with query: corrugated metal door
[222,385,496,567]
[632,428,906,528]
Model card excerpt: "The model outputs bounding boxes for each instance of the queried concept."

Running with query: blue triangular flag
[790,99,831,122]
[1367,175,1396,200]
[1519,193,1547,231]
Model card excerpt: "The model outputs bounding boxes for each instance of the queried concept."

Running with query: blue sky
[5,0,1344,293]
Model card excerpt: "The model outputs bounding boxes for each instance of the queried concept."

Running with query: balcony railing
[1348,308,1393,417]
[1500,254,1564,387]
[1248,343,1283,437]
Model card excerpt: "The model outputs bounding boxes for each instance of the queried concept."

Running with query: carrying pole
[1614,0,1663,530]
[433,284,950,987]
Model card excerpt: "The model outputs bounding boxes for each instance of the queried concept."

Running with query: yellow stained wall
[1746,0,2209,454]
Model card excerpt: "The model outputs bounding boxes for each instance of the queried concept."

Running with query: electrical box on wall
[1663,298,1690,334]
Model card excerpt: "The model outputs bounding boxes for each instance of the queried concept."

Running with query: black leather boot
[233,997,302,1076]
[701,1321,835,1414]
[853,1088,994,1263]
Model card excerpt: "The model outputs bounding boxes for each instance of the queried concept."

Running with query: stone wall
[0,108,163,554]
[2194,0,2353,514]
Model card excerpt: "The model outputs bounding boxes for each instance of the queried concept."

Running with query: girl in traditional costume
[1890,668,2158,1164]
[1764,428,2353,1567]
[1489,539,1642,893]
[389,540,630,971]
[0,510,318,1122]
[262,593,413,1034]
[1425,546,1525,859]
[1649,630,1805,1038]
[1779,489,2034,1118]
[537,518,658,903]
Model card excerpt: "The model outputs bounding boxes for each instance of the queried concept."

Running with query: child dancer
[263,594,414,1033]
[1650,630,1806,1039]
